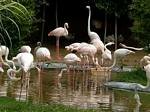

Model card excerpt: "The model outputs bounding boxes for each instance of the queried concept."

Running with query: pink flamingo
[48,22,69,59]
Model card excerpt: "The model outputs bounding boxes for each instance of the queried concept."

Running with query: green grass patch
[111,68,147,85]
[0,97,111,112]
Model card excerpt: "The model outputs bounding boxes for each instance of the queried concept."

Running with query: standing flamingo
[101,42,114,65]
[48,22,69,59]
[34,42,51,70]
[109,48,135,69]
[86,6,101,40]
[86,6,105,65]
[9,52,40,100]
[63,53,81,71]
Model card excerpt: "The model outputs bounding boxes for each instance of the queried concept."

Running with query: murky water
[0,46,150,111]
[0,68,150,111]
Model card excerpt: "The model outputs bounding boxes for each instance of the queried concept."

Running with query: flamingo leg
[19,71,24,101]
[56,37,60,60]
[25,72,30,101]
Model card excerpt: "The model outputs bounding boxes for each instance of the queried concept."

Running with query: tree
[130,0,150,47]
[0,0,31,47]
[96,0,132,49]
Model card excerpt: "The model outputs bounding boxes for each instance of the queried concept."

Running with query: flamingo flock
[0,5,144,79]
[0,5,147,104]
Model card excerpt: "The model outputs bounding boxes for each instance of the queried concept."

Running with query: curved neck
[87,7,91,34]
[145,71,150,88]
[109,54,117,69]
[64,24,68,35]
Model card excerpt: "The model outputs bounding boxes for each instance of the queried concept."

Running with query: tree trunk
[41,0,46,44]
[115,12,118,50]
[104,12,107,44]
[55,0,58,27]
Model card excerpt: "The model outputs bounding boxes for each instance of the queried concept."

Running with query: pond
[1,68,150,111]
[0,45,150,111]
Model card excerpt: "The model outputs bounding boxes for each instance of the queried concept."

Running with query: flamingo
[65,42,81,52]
[120,43,144,51]
[101,42,114,65]
[19,45,31,53]
[86,6,101,40]
[140,54,150,67]
[108,42,145,69]
[74,43,97,66]
[48,22,69,59]
[0,45,16,72]
[109,48,135,69]
[34,42,51,69]
[9,52,40,100]
[63,53,81,71]
[86,5,105,65]
[86,6,105,54]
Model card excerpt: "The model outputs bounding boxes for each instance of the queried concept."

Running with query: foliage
[112,68,146,85]
[96,0,132,18]
[0,97,104,112]
[129,0,150,47]
[0,0,31,48]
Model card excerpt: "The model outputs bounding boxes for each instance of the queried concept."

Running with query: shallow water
[0,46,150,111]
[0,68,150,111]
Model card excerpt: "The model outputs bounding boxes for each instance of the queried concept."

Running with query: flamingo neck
[145,72,150,88]
[87,7,91,35]
[109,54,116,69]
[4,48,16,69]
[64,24,68,35]
[58,69,65,77]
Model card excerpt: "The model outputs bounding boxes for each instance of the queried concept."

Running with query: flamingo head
[37,42,42,47]
[64,23,69,29]
[65,46,70,51]
[86,6,90,9]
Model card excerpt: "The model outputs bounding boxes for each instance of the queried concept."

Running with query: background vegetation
[2,0,150,49]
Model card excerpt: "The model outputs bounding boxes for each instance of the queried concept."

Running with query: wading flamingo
[34,42,51,70]
[101,42,114,65]
[8,52,40,100]
[48,22,69,59]
[109,48,135,69]
[63,53,81,71]
[86,6,105,53]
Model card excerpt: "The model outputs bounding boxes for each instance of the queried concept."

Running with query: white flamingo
[86,6,105,55]
[0,45,16,72]
[108,43,144,69]
[63,53,81,71]
[140,54,150,67]
[48,22,69,59]
[86,6,101,40]
[19,45,31,53]
[109,48,135,69]
[101,42,114,65]
[120,43,144,51]
[9,52,40,100]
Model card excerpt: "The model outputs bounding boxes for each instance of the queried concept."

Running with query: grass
[0,97,111,112]
[111,68,147,85]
